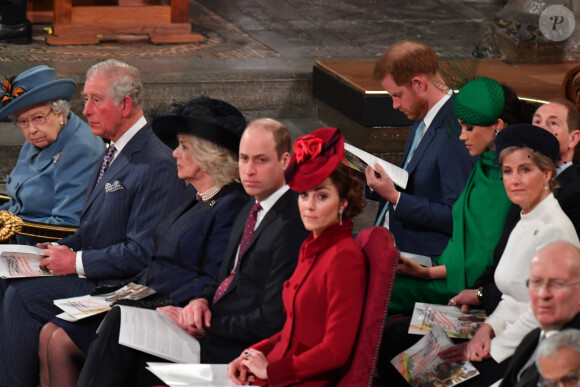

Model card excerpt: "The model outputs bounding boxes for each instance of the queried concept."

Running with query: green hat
[453,77,505,126]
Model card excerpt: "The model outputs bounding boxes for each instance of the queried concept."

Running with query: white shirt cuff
[75,251,86,278]
[392,192,401,210]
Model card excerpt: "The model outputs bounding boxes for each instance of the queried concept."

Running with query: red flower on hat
[294,135,323,164]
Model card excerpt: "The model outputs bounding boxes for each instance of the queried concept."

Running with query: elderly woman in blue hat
[0,65,105,243]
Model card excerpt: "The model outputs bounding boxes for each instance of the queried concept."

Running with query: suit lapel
[82,126,151,216]
[404,95,456,174]
[223,190,294,295]
[404,126,435,173]
[241,190,293,259]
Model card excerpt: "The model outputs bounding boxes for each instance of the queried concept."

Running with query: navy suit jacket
[143,182,250,306]
[500,313,580,387]
[59,124,188,282]
[197,189,310,363]
[377,95,475,257]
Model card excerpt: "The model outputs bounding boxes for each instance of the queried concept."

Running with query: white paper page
[118,305,201,364]
[0,245,45,255]
[0,245,48,278]
[54,294,112,321]
[146,363,237,387]
[344,142,408,189]
[400,251,432,267]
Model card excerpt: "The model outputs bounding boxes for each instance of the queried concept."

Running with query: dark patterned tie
[213,202,262,304]
[96,145,116,184]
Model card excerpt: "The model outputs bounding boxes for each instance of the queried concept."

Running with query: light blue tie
[375,120,426,227]
[403,120,426,169]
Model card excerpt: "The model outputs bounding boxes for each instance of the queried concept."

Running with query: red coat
[251,221,367,386]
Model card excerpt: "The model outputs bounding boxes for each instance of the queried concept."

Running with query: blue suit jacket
[59,124,188,282]
[1,112,105,225]
[143,182,250,306]
[378,95,475,257]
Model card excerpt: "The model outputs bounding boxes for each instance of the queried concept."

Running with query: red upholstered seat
[337,227,398,387]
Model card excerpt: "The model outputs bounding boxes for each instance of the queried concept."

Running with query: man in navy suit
[0,59,186,386]
[75,118,310,386]
[365,40,474,258]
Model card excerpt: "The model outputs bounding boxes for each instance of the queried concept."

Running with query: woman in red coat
[227,127,368,386]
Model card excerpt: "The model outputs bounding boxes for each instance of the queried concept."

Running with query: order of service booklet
[54,282,156,322]
[146,363,236,387]
[0,245,49,278]
[391,325,479,387]
[409,302,487,340]
[344,142,409,189]
[112,305,201,364]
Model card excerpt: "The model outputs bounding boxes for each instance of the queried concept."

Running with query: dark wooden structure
[27,0,204,45]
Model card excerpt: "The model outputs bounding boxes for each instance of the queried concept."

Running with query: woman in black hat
[38,97,250,387]
[0,65,105,244]
[439,124,580,386]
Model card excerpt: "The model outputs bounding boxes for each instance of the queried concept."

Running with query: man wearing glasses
[500,241,580,387]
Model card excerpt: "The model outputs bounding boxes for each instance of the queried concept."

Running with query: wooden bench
[27,0,204,45]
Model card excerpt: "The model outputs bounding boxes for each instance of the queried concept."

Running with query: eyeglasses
[526,278,580,292]
[15,110,54,129]
[538,370,580,387]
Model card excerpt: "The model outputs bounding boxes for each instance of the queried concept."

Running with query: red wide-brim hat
[285,127,345,192]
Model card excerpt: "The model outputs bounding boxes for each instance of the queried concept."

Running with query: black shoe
[0,21,32,44]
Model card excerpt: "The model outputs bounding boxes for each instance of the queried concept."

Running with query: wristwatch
[476,287,484,302]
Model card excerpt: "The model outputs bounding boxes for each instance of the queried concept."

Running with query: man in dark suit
[500,241,580,387]
[365,40,474,258]
[0,59,186,386]
[453,100,580,316]
[75,118,309,386]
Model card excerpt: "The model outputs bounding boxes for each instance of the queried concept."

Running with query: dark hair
[373,41,438,86]
[499,85,537,126]
[329,163,365,219]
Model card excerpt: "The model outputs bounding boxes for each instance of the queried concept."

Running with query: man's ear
[410,76,428,93]
[569,130,580,150]
[120,96,134,117]
[281,151,291,170]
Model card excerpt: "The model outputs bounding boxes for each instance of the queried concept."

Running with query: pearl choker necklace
[196,185,220,202]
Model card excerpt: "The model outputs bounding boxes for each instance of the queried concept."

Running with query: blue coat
[1,112,105,225]
[143,182,250,305]
[376,96,476,257]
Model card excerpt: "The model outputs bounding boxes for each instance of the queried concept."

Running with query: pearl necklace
[196,185,220,202]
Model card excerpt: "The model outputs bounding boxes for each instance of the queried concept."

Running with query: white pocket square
[105,180,124,193]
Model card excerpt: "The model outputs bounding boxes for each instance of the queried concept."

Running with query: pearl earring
[544,182,548,190]
[339,208,344,225]
[60,121,64,125]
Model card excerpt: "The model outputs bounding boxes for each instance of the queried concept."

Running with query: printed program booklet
[146,363,236,386]
[54,283,156,322]
[344,142,408,189]
[113,305,201,364]
[391,325,479,387]
[409,302,487,339]
[0,245,49,278]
